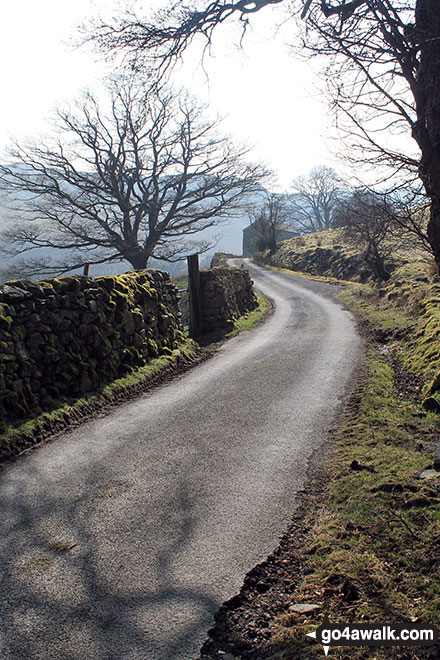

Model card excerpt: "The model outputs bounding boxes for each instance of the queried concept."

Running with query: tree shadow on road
[0,451,220,660]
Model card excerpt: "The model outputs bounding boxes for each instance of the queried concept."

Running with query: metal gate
[178,287,190,334]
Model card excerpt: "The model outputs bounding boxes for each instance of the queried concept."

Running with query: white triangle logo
[306,628,330,655]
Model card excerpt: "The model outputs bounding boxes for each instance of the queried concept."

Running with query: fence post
[187,254,204,337]
[83,263,90,276]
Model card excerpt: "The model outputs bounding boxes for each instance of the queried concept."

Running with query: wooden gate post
[187,254,204,337]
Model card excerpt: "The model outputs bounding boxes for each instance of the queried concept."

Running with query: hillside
[269,227,428,283]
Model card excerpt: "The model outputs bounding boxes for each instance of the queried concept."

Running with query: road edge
[0,292,273,467]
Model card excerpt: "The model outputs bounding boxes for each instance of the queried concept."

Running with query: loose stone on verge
[419,468,440,480]
[434,439,440,469]
[288,603,321,614]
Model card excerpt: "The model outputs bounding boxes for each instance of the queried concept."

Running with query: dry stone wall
[0,270,183,423]
[200,267,258,332]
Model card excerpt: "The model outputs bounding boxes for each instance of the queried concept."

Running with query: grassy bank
[225,290,271,337]
[0,339,204,463]
[264,274,440,659]
[0,291,271,464]
[265,226,427,284]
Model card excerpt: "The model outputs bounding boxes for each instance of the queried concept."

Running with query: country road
[0,261,362,660]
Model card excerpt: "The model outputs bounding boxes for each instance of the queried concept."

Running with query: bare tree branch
[288,165,344,232]
[82,0,285,83]
[334,188,397,280]
[81,1,440,266]
[0,78,270,273]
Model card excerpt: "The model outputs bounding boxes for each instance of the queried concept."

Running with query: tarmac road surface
[0,260,362,660]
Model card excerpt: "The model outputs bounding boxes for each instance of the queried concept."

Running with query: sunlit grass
[264,286,440,660]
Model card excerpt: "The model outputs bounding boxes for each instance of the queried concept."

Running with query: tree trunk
[427,199,440,267]
[371,256,391,282]
[125,248,150,271]
[365,244,390,282]
[417,0,440,268]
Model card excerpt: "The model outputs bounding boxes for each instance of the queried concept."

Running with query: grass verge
[225,291,272,338]
[0,292,271,465]
[262,279,440,660]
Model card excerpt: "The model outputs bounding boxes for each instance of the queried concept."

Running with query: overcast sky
[0,0,338,190]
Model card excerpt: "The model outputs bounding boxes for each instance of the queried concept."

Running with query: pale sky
[0,0,337,190]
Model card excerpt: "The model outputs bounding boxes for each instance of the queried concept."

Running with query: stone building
[242,223,298,256]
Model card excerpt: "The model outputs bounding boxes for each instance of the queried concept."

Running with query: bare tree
[293,0,440,263]
[0,79,269,275]
[376,184,432,257]
[288,165,343,233]
[295,2,421,181]
[334,189,396,281]
[249,192,291,253]
[83,1,440,270]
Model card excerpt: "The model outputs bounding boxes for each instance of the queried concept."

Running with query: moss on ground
[267,349,440,659]
[339,278,440,411]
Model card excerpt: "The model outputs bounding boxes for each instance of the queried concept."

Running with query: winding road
[0,261,362,660]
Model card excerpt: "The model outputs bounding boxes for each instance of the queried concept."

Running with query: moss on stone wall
[210,252,236,268]
[273,241,375,282]
[404,291,440,410]
[200,267,258,332]
[0,339,204,462]
[0,270,184,427]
